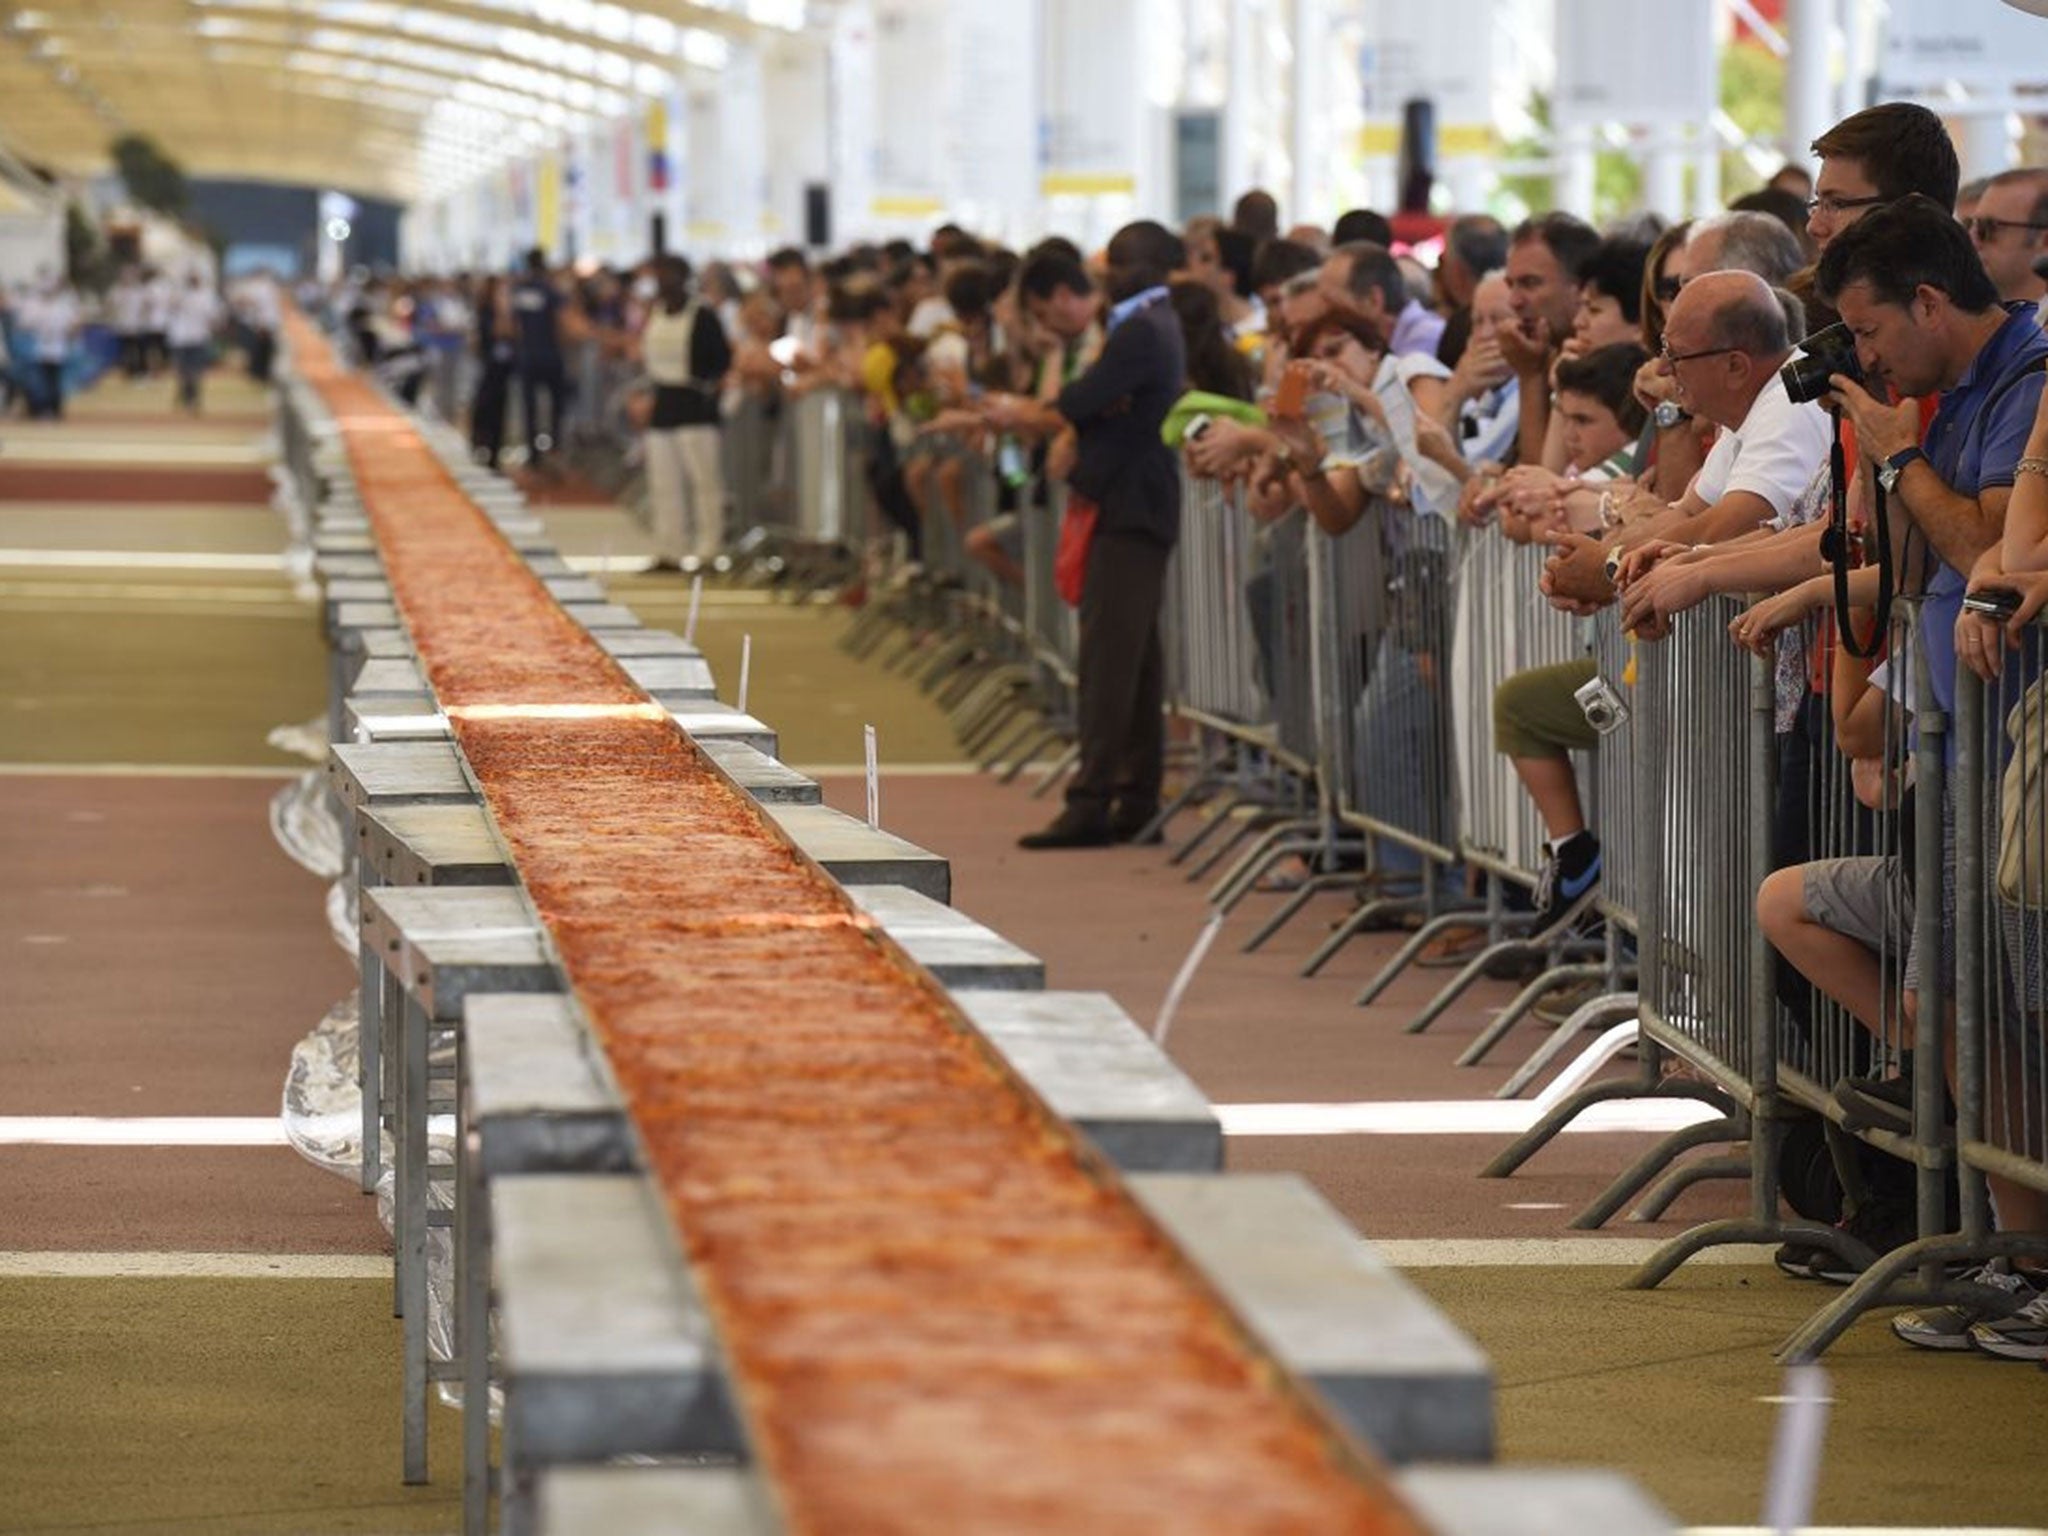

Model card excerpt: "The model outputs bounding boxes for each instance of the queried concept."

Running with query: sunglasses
[1653,276,1683,303]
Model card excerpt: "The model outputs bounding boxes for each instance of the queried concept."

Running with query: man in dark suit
[981,223,1189,847]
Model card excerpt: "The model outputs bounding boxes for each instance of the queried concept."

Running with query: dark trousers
[866,430,922,561]
[471,363,511,469]
[173,345,207,412]
[521,361,568,460]
[1068,529,1170,821]
[33,361,63,419]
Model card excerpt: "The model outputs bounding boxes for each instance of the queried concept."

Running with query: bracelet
[2018,456,2048,481]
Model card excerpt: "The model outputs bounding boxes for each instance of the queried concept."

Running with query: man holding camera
[1757,196,2048,1331]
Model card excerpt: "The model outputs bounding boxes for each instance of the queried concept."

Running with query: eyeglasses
[1966,216,2048,241]
[1804,193,1887,219]
[1659,340,1739,367]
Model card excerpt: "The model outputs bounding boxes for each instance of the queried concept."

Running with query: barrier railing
[1778,605,2048,1360]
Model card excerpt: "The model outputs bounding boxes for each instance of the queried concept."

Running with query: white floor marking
[0,1116,289,1147]
[0,1251,387,1280]
[795,762,982,777]
[0,549,286,571]
[1376,1238,1772,1268]
[0,763,302,778]
[1216,1097,1721,1136]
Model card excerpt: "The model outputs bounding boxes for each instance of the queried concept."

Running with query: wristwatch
[1652,400,1691,430]
[1876,444,1926,494]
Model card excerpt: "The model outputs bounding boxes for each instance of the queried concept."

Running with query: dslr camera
[1779,322,1864,404]
[1573,673,1631,736]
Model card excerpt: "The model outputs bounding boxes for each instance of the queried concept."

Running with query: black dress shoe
[1017,812,1113,850]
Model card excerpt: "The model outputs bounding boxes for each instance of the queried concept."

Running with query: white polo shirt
[1689,370,1832,518]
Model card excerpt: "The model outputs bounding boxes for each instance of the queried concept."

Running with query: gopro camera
[1573,673,1632,736]
[1779,322,1864,405]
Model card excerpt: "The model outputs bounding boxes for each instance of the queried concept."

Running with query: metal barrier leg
[976,711,1043,776]
[1031,742,1081,799]
[1131,760,1211,835]
[401,992,430,1484]
[1350,908,1528,998]
[1208,820,1320,907]
[1479,1055,1732,1178]
[1776,1233,2048,1362]
[1455,962,1613,1066]
[996,725,1060,783]
[1305,892,1429,980]
[1186,809,1292,883]
[1629,1152,1752,1222]
[1572,1115,1748,1230]
[1496,993,1642,1099]
[1243,871,1363,953]
[1168,790,1257,867]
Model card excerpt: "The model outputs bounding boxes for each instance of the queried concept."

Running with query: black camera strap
[1828,404,1891,660]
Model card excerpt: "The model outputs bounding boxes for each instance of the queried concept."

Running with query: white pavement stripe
[794,762,980,778]
[0,1116,289,1147]
[0,579,306,604]
[0,549,286,571]
[1376,1239,1771,1268]
[0,763,302,779]
[0,1251,387,1279]
[1216,1098,1721,1137]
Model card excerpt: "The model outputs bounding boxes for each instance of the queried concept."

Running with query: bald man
[1546,270,1829,613]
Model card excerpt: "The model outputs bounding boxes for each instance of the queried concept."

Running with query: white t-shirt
[906,296,955,340]
[23,291,79,361]
[143,276,175,331]
[1689,371,1831,517]
[639,303,699,387]
[109,281,147,334]
[166,287,222,348]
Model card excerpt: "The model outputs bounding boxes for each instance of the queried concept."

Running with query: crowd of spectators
[330,104,2048,1362]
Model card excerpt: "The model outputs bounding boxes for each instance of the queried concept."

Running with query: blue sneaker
[1533,835,1600,932]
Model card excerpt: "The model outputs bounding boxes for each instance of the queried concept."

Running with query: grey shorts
[1803,855,1913,968]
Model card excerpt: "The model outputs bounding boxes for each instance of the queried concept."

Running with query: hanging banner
[614,118,636,203]
[1554,0,1716,125]
[871,0,949,215]
[1353,0,1496,154]
[949,0,1037,233]
[536,151,561,253]
[1880,0,2048,91]
[1039,0,1141,196]
[646,98,671,193]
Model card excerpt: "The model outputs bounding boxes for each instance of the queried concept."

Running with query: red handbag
[1055,493,1098,607]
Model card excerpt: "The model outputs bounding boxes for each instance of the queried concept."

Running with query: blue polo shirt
[1919,303,2048,717]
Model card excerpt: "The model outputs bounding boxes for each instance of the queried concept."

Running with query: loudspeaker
[804,184,831,251]
[1398,97,1437,214]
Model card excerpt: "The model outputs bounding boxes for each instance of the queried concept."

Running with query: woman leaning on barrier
[633,255,733,573]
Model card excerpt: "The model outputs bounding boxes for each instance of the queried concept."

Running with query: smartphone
[1271,364,1309,420]
[1963,586,2023,620]
[1183,413,1215,442]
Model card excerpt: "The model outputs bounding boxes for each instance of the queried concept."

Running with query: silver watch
[1653,400,1690,430]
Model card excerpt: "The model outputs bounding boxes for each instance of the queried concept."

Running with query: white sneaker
[1969,1282,2048,1360]
[1890,1263,2039,1352]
